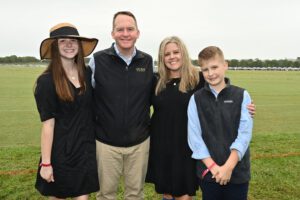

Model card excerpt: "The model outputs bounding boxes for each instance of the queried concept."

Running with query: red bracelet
[39,163,52,167]
[201,162,216,179]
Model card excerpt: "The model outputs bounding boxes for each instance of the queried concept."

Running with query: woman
[146,36,255,200]
[34,23,99,199]
[146,36,203,200]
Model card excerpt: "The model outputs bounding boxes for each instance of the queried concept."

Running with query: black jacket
[92,45,153,147]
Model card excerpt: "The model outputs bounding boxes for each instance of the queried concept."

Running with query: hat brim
[40,35,98,60]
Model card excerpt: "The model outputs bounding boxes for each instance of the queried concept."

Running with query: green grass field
[0,66,299,199]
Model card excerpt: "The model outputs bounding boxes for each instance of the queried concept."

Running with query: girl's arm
[40,118,55,183]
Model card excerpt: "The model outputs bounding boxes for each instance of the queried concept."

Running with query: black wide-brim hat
[40,22,98,59]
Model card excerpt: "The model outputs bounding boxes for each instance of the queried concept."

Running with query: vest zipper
[124,65,129,132]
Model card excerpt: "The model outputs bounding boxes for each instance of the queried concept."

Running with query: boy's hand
[210,164,220,179]
[247,101,256,118]
[214,165,233,185]
[214,149,239,185]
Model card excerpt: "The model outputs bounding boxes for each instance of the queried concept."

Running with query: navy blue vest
[194,80,250,184]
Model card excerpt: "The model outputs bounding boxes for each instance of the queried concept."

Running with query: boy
[187,46,253,200]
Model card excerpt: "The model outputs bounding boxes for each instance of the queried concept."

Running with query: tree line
[191,58,300,68]
[0,55,91,65]
[1,55,300,68]
[0,55,40,63]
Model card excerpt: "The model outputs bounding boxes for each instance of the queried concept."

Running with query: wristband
[39,163,52,167]
[201,162,216,179]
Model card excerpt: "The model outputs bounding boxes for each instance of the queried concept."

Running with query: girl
[34,23,99,199]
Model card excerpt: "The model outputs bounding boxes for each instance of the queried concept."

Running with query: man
[89,11,153,200]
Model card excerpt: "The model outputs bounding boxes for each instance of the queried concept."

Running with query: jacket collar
[105,43,145,60]
[203,77,231,92]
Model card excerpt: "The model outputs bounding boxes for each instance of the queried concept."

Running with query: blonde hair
[155,36,199,95]
[198,46,225,67]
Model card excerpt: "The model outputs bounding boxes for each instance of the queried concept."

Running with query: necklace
[66,65,77,80]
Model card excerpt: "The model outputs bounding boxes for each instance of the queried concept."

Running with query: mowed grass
[0,66,299,200]
[0,66,42,147]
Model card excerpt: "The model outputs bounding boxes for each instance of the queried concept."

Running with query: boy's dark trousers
[199,180,249,200]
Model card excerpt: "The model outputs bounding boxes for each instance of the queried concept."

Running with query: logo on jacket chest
[223,100,234,103]
[135,67,146,72]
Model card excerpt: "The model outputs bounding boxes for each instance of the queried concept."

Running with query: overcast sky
[1,0,300,60]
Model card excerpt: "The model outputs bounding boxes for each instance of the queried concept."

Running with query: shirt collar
[206,77,231,98]
[113,43,136,65]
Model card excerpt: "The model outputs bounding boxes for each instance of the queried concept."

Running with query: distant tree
[228,59,239,67]
[293,60,300,67]
[253,59,263,67]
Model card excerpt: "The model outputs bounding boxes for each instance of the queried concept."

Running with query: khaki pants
[96,137,150,200]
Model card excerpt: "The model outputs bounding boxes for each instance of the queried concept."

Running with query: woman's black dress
[146,73,204,196]
[34,68,99,198]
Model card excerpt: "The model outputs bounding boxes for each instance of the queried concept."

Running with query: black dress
[34,68,99,198]
[146,73,205,196]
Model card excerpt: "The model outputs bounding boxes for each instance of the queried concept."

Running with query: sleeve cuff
[230,145,243,161]
[191,150,211,160]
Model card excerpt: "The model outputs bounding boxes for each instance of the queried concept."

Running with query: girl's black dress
[146,73,204,196]
[34,68,99,198]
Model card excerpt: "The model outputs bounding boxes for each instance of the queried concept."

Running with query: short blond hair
[198,46,225,66]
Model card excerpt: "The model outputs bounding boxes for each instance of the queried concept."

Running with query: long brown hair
[37,39,87,101]
[155,36,199,95]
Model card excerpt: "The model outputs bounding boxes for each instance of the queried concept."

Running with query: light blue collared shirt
[88,43,137,88]
[113,43,136,66]
[187,86,253,161]
[88,57,96,88]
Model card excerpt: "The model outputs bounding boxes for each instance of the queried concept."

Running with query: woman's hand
[247,101,256,118]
